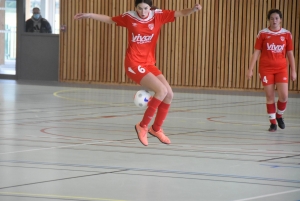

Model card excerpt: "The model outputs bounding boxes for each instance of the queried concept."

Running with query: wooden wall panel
[60,0,300,91]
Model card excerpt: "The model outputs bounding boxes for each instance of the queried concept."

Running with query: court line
[53,88,300,118]
[259,154,300,162]
[40,127,300,149]
[2,142,300,166]
[0,169,127,190]
[0,192,127,201]
[53,89,133,107]
[232,188,300,201]
[3,132,299,156]
[1,164,299,189]
[0,140,113,155]
[204,117,300,126]
[261,164,300,169]
[1,159,300,184]
[39,127,300,154]
[207,116,300,128]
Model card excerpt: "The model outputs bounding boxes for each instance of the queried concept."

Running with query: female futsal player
[74,0,202,145]
[247,9,297,132]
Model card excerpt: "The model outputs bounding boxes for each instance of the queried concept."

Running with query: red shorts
[125,60,162,84]
[259,71,288,86]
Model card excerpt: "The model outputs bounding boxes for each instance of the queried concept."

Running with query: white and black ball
[134,90,152,108]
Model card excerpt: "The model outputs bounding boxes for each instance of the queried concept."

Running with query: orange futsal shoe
[149,127,171,144]
[135,123,148,146]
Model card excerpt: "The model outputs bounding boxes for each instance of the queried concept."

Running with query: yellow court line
[53,89,300,118]
[53,88,101,104]
[0,192,127,201]
[53,88,132,107]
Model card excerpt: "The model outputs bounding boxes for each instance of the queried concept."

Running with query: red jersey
[255,27,293,73]
[112,9,175,65]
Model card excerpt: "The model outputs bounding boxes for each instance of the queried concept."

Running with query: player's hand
[291,70,297,81]
[74,13,91,20]
[246,69,253,80]
[193,4,202,11]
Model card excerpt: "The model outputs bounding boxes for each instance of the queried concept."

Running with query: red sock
[266,103,276,124]
[276,101,287,118]
[140,97,162,127]
[152,102,170,131]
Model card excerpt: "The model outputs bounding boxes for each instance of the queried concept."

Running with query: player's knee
[265,94,275,103]
[165,90,174,100]
[161,87,169,98]
[154,86,168,100]
[279,95,288,102]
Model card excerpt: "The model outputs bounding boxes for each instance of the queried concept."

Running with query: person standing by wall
[247,9,297,132]
[25,7,52,33]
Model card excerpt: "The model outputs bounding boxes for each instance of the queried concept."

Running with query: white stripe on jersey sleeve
[257,27,291,37]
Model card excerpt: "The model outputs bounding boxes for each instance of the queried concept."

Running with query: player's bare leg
[135,73,167,145]
[140,73,168,101]
[147,75,172,144]
[156,75,174,104]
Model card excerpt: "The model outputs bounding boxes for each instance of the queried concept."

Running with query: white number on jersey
[262,76,268,83]
[138,65,146,73]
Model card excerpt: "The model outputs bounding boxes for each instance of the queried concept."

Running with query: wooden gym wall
[59,0,300,91]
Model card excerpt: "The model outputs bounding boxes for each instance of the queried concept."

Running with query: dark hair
[134,0,153,7]
[267,9,282,19]
[150,6,158,10]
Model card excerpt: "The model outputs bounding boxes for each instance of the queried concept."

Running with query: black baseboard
[0,74,16,80]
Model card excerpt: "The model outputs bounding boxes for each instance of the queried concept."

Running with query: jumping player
[74,0,202,145]
[247,9,297,132]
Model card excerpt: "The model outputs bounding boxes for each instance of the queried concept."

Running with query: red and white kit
[255,28,293,86]
[112,9,175,84]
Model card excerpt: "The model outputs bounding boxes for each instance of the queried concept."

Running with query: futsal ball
[134,90,152,108]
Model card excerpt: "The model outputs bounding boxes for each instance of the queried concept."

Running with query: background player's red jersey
[255,28,293,74]
[112,9,175,66]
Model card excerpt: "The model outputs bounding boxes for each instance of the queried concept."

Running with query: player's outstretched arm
[174,4,202,17]
[74,13,114,24]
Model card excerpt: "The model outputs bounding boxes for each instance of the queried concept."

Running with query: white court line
[233,188,300,201]
[1,135,299,155]
[167,116,300,126]
[0,140,114,155]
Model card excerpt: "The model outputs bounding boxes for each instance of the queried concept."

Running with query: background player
[74,0,202,145]
[247,9,297,132]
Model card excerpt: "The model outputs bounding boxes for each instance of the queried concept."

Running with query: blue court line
[261,164,300,169]
[1,160,300,184]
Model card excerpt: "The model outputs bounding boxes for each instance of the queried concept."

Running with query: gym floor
[0,79,300,201]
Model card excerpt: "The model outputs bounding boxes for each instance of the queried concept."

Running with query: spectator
[25,7,52,33]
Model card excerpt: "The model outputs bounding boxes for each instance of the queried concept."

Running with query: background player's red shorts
[259,71,288,86]
[125,61,162,84]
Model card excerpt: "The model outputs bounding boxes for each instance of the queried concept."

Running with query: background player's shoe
[268,124,277,132]
[135,123,148,146]
[149,127,171,144]
[276,118,285,129]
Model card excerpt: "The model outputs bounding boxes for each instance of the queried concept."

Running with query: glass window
[0,0,17,75]
[25,0,60,34]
